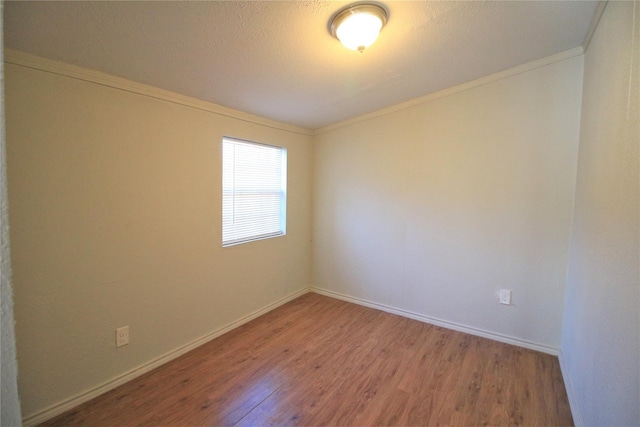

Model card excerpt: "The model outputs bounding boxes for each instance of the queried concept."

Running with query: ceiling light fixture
[330,3,388,53]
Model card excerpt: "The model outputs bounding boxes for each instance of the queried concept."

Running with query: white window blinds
[222,137,287,246]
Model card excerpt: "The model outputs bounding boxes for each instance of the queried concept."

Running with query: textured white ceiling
[4,1,598,129]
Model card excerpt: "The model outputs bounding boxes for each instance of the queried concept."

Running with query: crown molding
[582,1,608,52]
[3,45,587,138]
[314,47,585,135]
[3,49,313,137]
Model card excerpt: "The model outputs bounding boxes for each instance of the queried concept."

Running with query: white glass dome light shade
[336,13,383,51]
[330,4,388,53]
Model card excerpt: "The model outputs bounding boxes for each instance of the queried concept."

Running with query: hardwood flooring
[42,293,573,426]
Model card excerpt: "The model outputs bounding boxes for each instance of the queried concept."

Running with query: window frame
[221,136,287,247]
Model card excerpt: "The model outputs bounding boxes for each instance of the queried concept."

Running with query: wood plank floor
[42,293,573,426]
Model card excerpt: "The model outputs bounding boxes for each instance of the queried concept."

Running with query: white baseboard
[310,287,559,356]
[23,287,310,427]
[558,350,583,427]
[26,286,563,426]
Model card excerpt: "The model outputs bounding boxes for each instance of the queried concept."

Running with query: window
[222,137,287,246]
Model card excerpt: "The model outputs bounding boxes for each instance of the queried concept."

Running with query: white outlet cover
[116,326,129,348]
[499,289,512,305]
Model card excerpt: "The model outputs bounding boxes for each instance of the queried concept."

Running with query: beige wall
[561,2,640,425]
[5,61,312,419]
[313,55,583,350]
[1,7,24,426]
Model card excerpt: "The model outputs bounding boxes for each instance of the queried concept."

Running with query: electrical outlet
[116,326,129,348]
[499,289,512,305]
